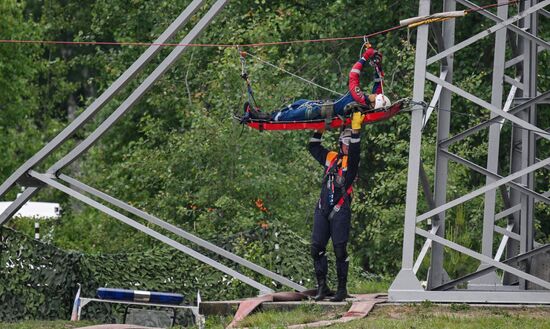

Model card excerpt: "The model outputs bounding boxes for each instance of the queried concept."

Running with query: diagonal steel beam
[499,81,519,133]
[413,159,444,274]
[494,223,513,262]
[0,0,207,201]
[439,90,550,147]
[426,73,550,141]
[495,225,543,248]
[416,157,550,222]
[495,204,521,221]
[427,0,550,65]
[0,187,40,225]
[456,0,550,51]
[423,71,447,128]
[431,243,550,291]
[536,158,550,171]
[493,224,545,248]
[419,159,443,223]
[535,128,550,141]
[58,174,306,292]
[505,46,546,68]
[504,75,524,90]
[48,0,229,174]
[29,171,273,294]
[441,150,550,204]
[413,224,439,274]
[416,228,550,289]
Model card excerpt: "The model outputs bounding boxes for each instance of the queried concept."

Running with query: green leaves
[0,221,317,323]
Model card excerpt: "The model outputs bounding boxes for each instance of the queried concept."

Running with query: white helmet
[374,94,391,110]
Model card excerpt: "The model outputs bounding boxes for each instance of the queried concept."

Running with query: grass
[336,304,550,329]
[0,320,96,329]
[4,305,550,329]
[201,303,550,329]
[347,276,391,294]
[199,303,347,329]
[239,303,344,328]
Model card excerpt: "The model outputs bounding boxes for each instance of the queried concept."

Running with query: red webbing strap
[336,185,354,207]
[328,184,353,220]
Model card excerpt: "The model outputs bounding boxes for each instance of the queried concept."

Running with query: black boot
[312,252,331,301]
[314,278,331,301]
[330,279,348,302]
[250,110,271,120]
[330,260,349,302]
[244,102,271,120]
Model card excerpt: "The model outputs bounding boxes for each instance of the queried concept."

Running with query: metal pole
[34,221,39,240]
[473,0,509,287]
[521,0,538,289]
[428,0,455,290]
[389,0,431,293]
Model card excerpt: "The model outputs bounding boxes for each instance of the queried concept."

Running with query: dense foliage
[1,0,549,315]
[2,222,354,322]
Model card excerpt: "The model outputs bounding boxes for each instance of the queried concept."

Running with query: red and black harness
[323,153,353,220]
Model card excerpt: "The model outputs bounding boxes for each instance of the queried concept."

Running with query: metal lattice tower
[0,0,306,295]
[390,0,550,303]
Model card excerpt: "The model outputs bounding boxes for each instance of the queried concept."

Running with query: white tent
[0,198,60,219]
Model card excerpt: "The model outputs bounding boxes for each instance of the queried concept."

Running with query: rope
[243,51,344,96]
[0,0,523,49]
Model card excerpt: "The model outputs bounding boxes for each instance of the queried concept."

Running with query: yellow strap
[408,17,448,28]
[408,12,467,29]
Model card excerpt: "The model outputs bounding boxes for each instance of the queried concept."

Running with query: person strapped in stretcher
[245,47,391,122]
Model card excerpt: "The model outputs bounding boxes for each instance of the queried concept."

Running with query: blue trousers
[272,93,355,121]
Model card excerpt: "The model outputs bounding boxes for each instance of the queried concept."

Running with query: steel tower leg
[388,0,431,295]
[470,0,510,288]
[427,0,456,290]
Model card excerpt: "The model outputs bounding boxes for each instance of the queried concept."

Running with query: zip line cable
[0,0,522,49]
[243,51,344,97]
